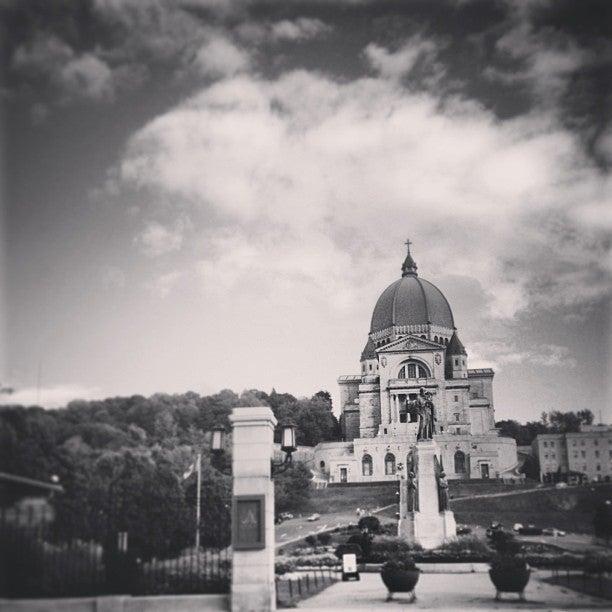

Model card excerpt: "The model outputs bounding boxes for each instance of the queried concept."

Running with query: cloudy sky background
[1,0,611,423]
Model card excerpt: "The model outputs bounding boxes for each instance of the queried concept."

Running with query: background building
[532,424,612,483]
[315,243,520,483]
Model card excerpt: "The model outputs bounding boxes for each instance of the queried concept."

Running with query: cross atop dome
[401,238,418,277]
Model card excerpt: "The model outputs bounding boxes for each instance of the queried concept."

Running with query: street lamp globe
[212,424,225,454]
[280,420,297,454]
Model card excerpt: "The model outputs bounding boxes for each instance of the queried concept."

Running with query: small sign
[342,553,360,581]
[233,495,265,550]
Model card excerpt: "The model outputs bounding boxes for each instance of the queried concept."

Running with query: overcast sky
[1,0,611,423]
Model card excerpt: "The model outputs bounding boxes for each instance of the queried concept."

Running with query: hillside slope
[451,484,612,533]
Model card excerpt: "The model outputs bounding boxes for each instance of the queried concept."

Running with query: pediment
[376,334,443,353]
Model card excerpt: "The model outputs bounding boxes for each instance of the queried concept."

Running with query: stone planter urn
[489,559,531,601]
[380,559,420,603]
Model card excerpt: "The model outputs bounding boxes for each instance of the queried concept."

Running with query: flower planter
[489,567,531,601]
[380,567,420,602]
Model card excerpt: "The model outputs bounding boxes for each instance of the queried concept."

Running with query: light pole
[187,419,298,550]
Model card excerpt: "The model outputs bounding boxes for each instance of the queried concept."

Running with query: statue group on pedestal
[406,387,436,441]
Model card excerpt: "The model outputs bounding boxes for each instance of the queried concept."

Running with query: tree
[274,398,341,446]
[274,462,311,513]
[548,409,594,433]
[496,410,595,446]
[312,390,332,406]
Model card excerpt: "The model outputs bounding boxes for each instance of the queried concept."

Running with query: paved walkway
[297,572,610,610]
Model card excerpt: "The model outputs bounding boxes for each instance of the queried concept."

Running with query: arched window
[434,335,439,343]
[385,453,396,475]
[362,454,373,476]
[454,450,466,474]
[421,335,426,339]
[398,360,431,379]
[444,338,449,346]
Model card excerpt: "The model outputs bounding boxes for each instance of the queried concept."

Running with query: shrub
[524,552,584,569]
[489,530,522,557]
[289,552,339,567]
[347,532,373,558]
[275,556,297,575]
[379,523,397,535]
[358,515,381,533]
[366,536,421,563]
[334,543,362,560]
[305,535,317,546]
[439,535,492,557]
[381,556,418,572]
[317,532,332,545]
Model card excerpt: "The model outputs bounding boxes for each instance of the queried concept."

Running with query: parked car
[512,523,524,532]
[555,482,568,489]
[542,527,566,537]
[456,525,472,535]
[307,513,320,522]
[518,524,543,536]
[280,512,294,520]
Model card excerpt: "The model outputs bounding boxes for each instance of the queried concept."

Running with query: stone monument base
[397,439,457,550]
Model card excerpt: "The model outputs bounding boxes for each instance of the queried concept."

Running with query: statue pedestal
[398,439,456,549]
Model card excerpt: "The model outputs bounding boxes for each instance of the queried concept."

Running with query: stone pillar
[230,407,277,612]
[398,439,456,549]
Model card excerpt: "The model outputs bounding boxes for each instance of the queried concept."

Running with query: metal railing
[276,568,339,607]
[0,505,230,598]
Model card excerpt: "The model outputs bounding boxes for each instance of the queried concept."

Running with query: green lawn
[448,479,540,498]
[451,484,612,534]
[303,483,398,514]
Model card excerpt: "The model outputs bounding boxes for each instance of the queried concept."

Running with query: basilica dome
[369,243,454,334]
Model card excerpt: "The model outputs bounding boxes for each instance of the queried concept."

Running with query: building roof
[360,338,377,360]
[467,368,494,377]
[338,375,361,383]
[370,244,454,333]
[447,331,467,356]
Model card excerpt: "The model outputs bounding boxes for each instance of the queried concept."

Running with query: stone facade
[315,243,519,484]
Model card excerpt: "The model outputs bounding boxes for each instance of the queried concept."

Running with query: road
[275,505,395,549]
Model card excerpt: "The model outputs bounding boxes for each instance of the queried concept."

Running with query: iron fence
[276,568,339,607]
[0,505,230,599]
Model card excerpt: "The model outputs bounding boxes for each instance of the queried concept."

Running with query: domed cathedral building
[314,241,519,484]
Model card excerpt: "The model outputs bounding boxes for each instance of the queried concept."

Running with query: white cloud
[193,35,250,79]
[117,69,610,320]
[364,36,439,80]
[486,22,591,106]
[470,341,577,371]
[0,384,103,408]
[270,18,332,42]
[12,34,116,103]
[147,270,184,297]
[134,220,187,257]
[60,53,114,100]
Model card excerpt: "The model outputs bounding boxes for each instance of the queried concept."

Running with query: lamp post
[188,419,297,551]
[210,419,297,477]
